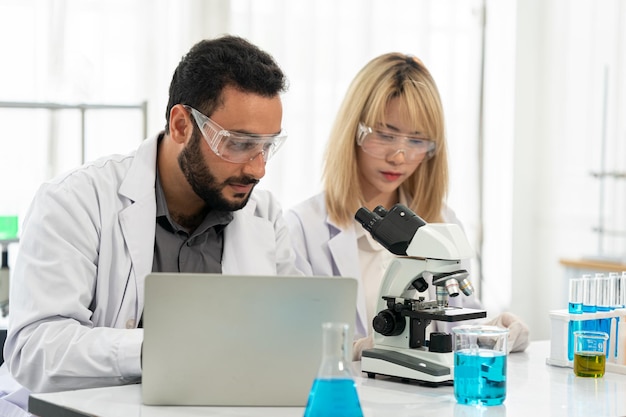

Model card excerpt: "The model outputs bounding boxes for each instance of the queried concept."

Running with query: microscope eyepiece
[354,204,426,256]
[355,207,381,233]
[373,206,388,217]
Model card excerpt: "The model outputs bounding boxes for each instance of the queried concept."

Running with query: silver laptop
[141,273,358,406]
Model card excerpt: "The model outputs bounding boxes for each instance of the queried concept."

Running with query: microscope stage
[403,307,487,322]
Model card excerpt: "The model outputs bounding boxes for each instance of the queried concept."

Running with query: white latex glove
[352,335,374,361]
[484,312,530,353]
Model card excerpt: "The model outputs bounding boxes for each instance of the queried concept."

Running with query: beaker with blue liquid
[303,322,363,417]
[453,325,509,406]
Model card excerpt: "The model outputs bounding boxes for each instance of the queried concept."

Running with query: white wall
[487,0,626,340]
[1,0,625,342]
[481,0,516,319]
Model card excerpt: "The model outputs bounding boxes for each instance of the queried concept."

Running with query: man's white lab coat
[3,134,301,397]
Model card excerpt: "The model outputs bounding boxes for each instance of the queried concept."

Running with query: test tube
[596,274,612,312]
[620,272,626,308]
[569,278,583,313]
[581,274,596,331]
[582,274,596,313]
[609,272,621,309]
[568,277,584,360]
[610,271,625,362]
[596,274,612,358]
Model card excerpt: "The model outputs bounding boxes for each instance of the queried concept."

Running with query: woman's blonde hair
[323,53,449,227]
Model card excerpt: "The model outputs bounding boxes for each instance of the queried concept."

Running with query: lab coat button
[126,319,136,329]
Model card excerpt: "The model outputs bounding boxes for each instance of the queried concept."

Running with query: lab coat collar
[118,134,160,202]
[118,135,159,318]
[326,216,359,278]
[326,215,369,338]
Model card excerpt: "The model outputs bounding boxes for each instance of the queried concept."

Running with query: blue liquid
[454,350,507,406]
[582,304,596,313]
[569,302,583,314]
[568,319,583,360]
[615,317,620,359]
[596,318,611,357]
[596,306,611,358]
[568,302,583,361]
[303,378,363,417]
[581,304,597,331]
[581,317,597,331]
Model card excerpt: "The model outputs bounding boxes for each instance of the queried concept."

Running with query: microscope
[355,204,486,385]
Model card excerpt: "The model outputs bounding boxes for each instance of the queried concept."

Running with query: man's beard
[178,131,259,211]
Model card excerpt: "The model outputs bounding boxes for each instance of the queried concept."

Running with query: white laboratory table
[28,341,626,417]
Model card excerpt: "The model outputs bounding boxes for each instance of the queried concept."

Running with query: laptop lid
[141,273,358,406]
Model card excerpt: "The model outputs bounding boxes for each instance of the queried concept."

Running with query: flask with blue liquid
[303,322,363,417]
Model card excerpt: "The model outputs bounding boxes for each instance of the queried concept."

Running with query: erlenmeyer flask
[303,322,363,417]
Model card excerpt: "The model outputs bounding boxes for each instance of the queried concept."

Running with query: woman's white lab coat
[4,134,301,395]
[284,193,482,340]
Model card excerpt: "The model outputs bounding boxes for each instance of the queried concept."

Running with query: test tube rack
[547,309,626,375]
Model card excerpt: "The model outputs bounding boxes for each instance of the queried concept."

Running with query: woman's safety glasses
[184,105,287,164]
[356,122,436,162]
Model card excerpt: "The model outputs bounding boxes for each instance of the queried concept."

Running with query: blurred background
[0,0,625,340]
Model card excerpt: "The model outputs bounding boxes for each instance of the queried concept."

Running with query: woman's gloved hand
[484,312,530,353]
[352,334,374,361]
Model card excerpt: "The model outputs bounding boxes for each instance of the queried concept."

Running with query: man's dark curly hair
[165,35,288,131]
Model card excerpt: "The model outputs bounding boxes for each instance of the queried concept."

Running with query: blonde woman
[285,53,528,359]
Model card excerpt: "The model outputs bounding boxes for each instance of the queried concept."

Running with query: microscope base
[361,346,453,385]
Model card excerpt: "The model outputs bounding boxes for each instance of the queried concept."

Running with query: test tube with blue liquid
[568,277,583,360]
[608,272,623,362]
[596,274,613,358]
[581,274,597,331]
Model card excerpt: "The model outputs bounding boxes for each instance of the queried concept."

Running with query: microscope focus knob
[372,309,405,336]
[428,332,453,353]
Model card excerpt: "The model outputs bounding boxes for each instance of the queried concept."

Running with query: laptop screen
[141,273,357,406]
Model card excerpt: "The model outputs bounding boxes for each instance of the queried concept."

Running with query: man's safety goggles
[356,122,436,161]
[184,105,287,164]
